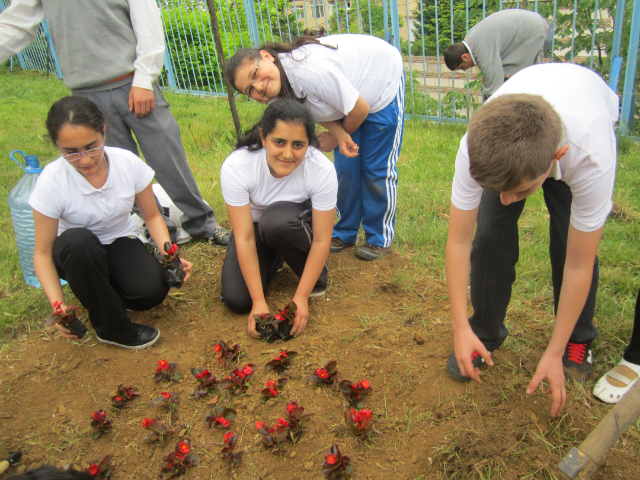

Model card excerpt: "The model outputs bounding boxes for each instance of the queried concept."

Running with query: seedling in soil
[344,408,374,442]
[142,418,175,443]
[339,380,372,408]
[204,405,237,429]
[261,378,288,399]
[218,364,258,395]
[160,439,199,478]
[265,351,298,375]
[87,454,113,478]
[284,401,315,435]
[90,410,112,439]
[160,242,185,288]
[309,360,339,388]
[253,313,279,343]
[151,391,180,410]
[214,341,241,369]
[220,432,243,465]
[255,419,291,452]
[273,301,297,341]
[322,444,353,479]
[190,368,219,398]
[153,360,180,383]
[45,301,88,338]
[111,384,140,408]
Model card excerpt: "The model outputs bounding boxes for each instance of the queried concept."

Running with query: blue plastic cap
[25,155,42,172]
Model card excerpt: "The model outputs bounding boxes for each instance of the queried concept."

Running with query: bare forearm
[318,120,347,137]
[145,211,172,254]
[445,240,473,332]
[34,254,65,307]
[294,240,330,300]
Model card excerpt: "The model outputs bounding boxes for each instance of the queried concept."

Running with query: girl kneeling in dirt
[30,96,192,350]
[220,99,337,338]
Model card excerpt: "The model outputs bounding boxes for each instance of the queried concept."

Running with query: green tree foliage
[328,0,402,39]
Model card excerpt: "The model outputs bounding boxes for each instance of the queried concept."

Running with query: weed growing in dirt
[153,360,180,383]
[111,384,139,409]
[220,432,243,465]
[265,351,298,375]
[45,301,87,338]
[261,377,288,399]
[142,418,175,443]
[160,439,199,478]
[204,405,237,429]
[214,341,241,369]
[218,364,258,395]
[344,409,374,442]
[284,401,315,435]
[190,368,219,398]
[87,454,113,478]
[90,410,112,440]
[310,360,339,388]
[322,444,352,479]
[151,391,180,410]
[255,418,291,452]
[339,380,372,408]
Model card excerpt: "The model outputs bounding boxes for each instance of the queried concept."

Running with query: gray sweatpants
[74,81,217,239]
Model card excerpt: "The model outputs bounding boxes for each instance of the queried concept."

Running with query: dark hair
[467,93,563,192]
[235,99,318,152]
[224,29,336,103]
[8,465,93,480]
[444,43,469,71]
[46,96,105,144]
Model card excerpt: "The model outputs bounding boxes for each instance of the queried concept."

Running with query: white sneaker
[593,358,640,404]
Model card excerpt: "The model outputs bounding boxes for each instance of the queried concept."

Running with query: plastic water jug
[8,151,43,288]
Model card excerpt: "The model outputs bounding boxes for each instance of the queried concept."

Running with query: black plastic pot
[64,317,88,338]
[277,323,294,341]
[163,256,185,288]
[256,324,279,343]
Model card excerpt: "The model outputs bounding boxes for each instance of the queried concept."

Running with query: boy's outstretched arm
[446,204,494,382]
[526,224,604,416]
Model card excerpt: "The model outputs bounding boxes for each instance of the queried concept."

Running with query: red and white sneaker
[562,341,594,381]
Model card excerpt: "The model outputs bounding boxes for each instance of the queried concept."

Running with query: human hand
[247,301,270,339]
[180,258,193,282]
[49,301,78,339]
[317,131,339,152]
[290,295,309,337]
[453,326,493,383]
[128,86,155,118]
[526,349,566,416]
[337,132,359,158]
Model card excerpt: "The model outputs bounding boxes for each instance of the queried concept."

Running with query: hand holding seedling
[45,301,87,340]
[526,349,567,417]
[290,296,309,336]
[247,300,270,338]
[453,327,493,383]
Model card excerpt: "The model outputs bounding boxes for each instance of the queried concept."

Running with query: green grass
[1,66,639,368]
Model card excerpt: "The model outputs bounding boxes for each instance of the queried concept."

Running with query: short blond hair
[467,94,562,192]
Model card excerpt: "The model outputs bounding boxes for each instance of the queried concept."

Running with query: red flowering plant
[214,341,241,369]
[45,301,88,338]
[160,439,199,478]
[283,401,316,435]
[151,391,180,411]
[218,363,258,395]
[322,444,353,479]
[204,405,237,429]
[265,351,298,375]
[309,360,339,388]
[153,359,180,383]
[339,379,372,408]
[273,301,297,341]
[190,368,218,398]
[220,431,243,465]
[260,378,289,400]
[255,418,291,452]
[160,242,185,289]
[86,454,113,478]
[90,409,113,439]
[253,313,278,343]
[111,384,140,408]
[142,417,175,443]
[344,409,374,442]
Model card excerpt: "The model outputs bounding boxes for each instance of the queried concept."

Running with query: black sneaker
[446,350,487,382]
[562,342,593,381]
[97,324,160,350]
[355,243,389,261]
[208,225,230,247]
[330,238,354,253]
[310,285,327,298]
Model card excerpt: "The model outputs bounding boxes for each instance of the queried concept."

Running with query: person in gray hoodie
[444,9,553,100]
[0,0,229,246]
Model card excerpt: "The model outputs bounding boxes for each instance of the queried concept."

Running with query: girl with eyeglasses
[220,99,337,338]
[29,96,192,350]
[224,30,404,261]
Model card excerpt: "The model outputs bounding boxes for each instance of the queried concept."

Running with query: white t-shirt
[220,146,338,222]
[278,34,403,122]
[451,63,619,233]
[29,146,155,244]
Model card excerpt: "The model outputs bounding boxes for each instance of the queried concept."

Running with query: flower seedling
[87,454,113,478]
[160,439,199,478]
[90,410,112,439]
[204,405,237,429]
[265,351,298,375]
[322,444,353,479]
[160,242,185,288]
[253,313,279,343]
[153,360,180,383]
[284,401,315,435]
[344,408,374,442]
[151,391,180,410]
[220,432,243,465]
[190,368,218,398]
[111,384,140,408]
[273,301,297,341]
[339,380,372,408]
[309,360,339,388]
[218,364,258,395]
[142,418,175,443]
[255,419,291,452]
[45,301,88,338]
[214,341,241,369]
[260,378,288,399]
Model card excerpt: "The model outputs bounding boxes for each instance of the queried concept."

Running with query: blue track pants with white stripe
[332,77,405,248]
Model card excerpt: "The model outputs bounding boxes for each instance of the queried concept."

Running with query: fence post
[242,0,261,48]
[41,19,63,79]
[619,0,640,135]
[609,0,626,78]
[163,49,178,90]
[389,0,400,51]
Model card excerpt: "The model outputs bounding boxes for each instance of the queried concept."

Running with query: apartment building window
[311,0,324,19]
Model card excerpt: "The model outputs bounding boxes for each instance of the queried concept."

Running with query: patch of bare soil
[0,247,638,479]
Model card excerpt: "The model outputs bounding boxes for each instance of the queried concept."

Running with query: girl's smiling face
[234,51,282,103]
[261,120,309,178]
[56,124,107,178]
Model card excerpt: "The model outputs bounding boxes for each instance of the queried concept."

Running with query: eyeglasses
[61,142,104,161]
[250,56,261,84]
